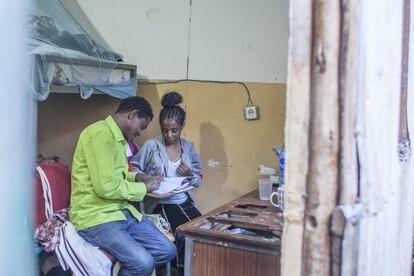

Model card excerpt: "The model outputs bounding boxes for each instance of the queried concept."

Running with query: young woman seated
[130,91,203,274]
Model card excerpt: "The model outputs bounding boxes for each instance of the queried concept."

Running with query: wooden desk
[177,189,283,276]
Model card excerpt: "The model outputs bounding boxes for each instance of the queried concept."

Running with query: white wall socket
[244,106,259,120]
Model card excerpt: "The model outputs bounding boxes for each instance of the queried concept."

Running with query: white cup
[270,185,285,210]
[259,178,275,200]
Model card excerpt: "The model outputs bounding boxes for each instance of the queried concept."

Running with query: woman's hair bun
[161,91,183,108]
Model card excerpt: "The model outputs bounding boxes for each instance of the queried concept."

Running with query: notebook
[151,177,194,195]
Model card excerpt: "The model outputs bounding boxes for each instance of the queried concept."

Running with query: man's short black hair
[115,96,153,120]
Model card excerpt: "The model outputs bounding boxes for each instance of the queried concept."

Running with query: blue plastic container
[278,146,285,187]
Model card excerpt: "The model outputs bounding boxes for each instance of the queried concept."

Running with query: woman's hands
[177,163,193,177]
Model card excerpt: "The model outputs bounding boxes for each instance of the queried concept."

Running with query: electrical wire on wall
[138,79,255,108]
[139,3,258,118]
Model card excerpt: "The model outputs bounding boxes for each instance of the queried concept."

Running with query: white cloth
[36,166,113,276]
[167,158,181,177]
[56,221,113,276]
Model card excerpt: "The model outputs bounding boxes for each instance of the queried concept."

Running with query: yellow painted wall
[37,82,285,212]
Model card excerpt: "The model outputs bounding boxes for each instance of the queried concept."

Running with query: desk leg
[184,236,194,276]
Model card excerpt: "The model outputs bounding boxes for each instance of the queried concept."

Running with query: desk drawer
[190,240,280,276]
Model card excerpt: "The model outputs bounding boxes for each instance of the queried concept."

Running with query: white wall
[62,0,191,80]
[188,0,288,83]
[63,0,288,83]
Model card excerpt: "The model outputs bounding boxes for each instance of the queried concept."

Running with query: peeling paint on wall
[207,159,220,168]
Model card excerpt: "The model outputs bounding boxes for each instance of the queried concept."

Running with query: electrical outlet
[244,106,259,120]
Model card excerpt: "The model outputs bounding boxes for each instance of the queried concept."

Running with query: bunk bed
[27,0,137,101]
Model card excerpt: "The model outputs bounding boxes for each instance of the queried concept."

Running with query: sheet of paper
[172,186,194,194]
[151,177,194,194]
[172,181,191,192]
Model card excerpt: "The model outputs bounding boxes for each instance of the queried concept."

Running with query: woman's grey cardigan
[130,136,202,204]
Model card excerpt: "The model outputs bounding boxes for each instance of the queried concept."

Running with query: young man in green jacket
[69,96,176,276]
